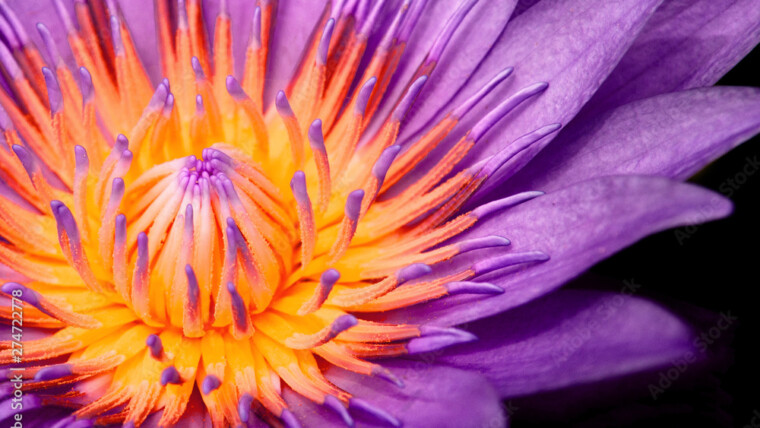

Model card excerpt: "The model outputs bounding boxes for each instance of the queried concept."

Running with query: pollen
[0,1,555,426]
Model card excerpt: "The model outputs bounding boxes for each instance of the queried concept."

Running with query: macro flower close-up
[0,0,758,426]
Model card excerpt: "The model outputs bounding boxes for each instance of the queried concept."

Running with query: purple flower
[0,0,758,427]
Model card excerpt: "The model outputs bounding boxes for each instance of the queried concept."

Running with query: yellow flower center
[0,1,553,426]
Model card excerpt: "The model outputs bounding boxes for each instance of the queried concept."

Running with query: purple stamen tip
[120,149,133,162]
[407,328,477,354]
[146,334,162,358]
[225,75,246,100]
[348,398,401,427]
[195,95,205,115]
[251,7,262,48]
[12,144,34,175]
[445,281,503,295]
[163,94,175,115]
[185,265,200,307]
[37,23,61,65]
[470,82,549,142]
[321,269,341,287]
[396,263,431,283]
[123,421,135,428]
[115,214,126,243]
[345,190,364,221]
[78,67,94,103]
[149,84,169,111]
[308,120,325,150]
[275,91,294,117]
[281,409,302,428]
[161,77,170,91]
[1,282,38,306]
[392,75,427,122]
[317,18,335,65]
[114,134,129,152]
[111,177,125,198]
[331,314,358,336]
[42,67,63,114]
[201,375,221,394]
[418,326,474,338]
[290,171,310,204]
[191,56,205,80]
[471,191,545,219]
[472,251,550,276]
[457,236,510,252]
[55,203,81,241]
[238,393,254,422]
[324,395,354,427]
[74,145,89,169]
[50,199,64,212]
[453,66,514,119]
[372,145,401,181]
[372,366,405,388]
[355,77,377,115]
[160,366,182,385]
[474,123,562,180]
[226,281,249,330]
[109,15,123,55]
[184,202,193,226]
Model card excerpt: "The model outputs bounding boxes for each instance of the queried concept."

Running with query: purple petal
[584,0,760,113]
[390,175,732,326]
[436,289,698,398]
[283,360,506,428]
[500,87,760,195]
[440,0,662,169]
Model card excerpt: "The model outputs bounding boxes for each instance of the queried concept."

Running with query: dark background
[511,46,760,428]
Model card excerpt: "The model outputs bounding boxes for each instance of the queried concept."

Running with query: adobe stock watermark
[6,286,25,427]
[675,155,760,245]
[648,311,737,400]
[741,409,760,428]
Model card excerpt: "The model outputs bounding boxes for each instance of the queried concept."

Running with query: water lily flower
[0,0,758,427]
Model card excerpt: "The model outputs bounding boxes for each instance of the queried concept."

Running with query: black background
[512,46,760,428]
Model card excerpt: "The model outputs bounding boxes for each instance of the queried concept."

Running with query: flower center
[0,1,558,426]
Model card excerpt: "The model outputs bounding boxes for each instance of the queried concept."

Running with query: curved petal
[435,289,697,398]
[584,0,760,113]
[284,360,506,428]
[430,0,662,167]
[388,175,732,327]
[497,87,760,196]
